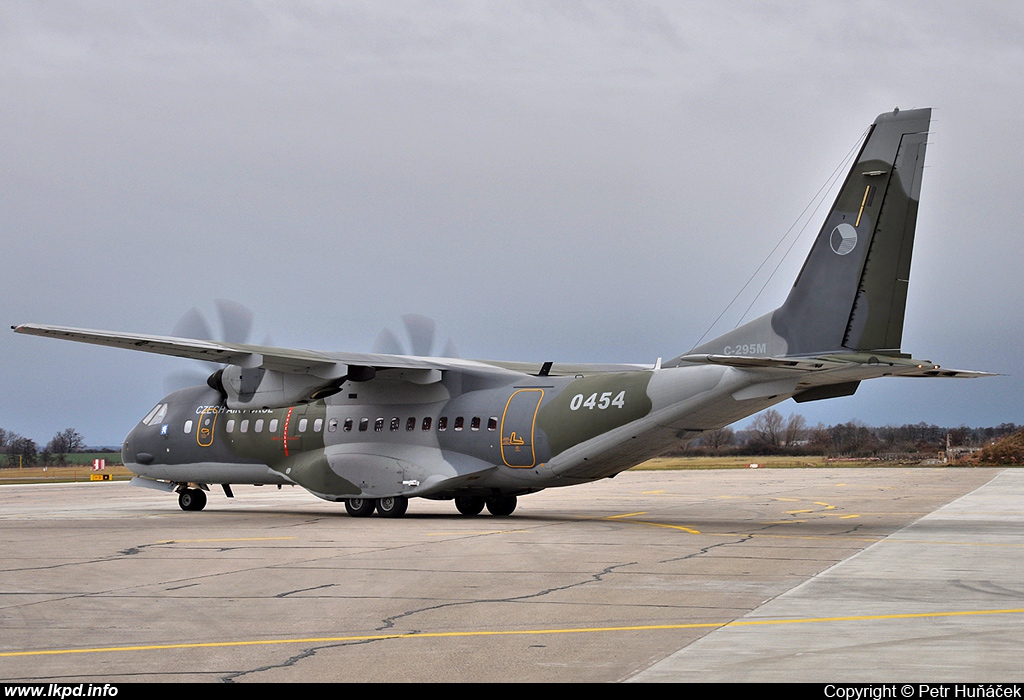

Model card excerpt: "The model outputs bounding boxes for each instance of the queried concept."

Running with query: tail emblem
[830,223,858,255]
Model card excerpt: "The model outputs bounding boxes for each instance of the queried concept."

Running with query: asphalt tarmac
[1,466,1019,683]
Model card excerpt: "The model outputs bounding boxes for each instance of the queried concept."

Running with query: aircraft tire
[485,495,517,517]
[178,488,207,512]
[376,496,408,518]
[345,498,377,517]
[454,495,486,516]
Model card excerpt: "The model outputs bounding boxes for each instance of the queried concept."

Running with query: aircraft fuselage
[122,364,766,505]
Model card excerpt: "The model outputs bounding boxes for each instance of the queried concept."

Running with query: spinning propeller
[163,300,271,393]
[373,314,458,358]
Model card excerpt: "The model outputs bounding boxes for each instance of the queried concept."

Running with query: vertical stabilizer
[679,108,931,364]
[772,107,931,356]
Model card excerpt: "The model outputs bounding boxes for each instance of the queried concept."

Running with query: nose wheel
[178,488,207,511]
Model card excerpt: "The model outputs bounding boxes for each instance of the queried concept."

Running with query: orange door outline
[500,388,544,468]
[197,407,218,447]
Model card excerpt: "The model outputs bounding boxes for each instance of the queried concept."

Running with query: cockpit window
[142,404,167,426]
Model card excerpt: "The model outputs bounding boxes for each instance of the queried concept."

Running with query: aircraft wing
[11,323,520,377]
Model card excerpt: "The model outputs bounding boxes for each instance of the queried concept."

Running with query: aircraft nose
[122,423,156,474]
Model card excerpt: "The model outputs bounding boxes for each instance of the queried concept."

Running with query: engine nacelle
[212,365,346,409]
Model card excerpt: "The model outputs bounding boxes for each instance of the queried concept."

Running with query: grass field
[0,455,132,485]
[59,451,122,466]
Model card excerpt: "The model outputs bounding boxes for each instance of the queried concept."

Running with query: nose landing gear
[177,488,208,511]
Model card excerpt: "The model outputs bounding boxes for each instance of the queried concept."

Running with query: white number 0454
[569,391,626,411]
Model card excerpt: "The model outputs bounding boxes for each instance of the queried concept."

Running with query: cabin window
[314,418,323,432]
[226,420,235,433]
[470,417,480,431]
[390,417,400,431]
[358,418,368,432]
[438,417,447,431]
[406,417,416,432]
[298,418,308,432]
[184,420,193,434]
[345,418,354,432]
[374,418,384,432]
[328,418,338,432]
[488,417,498,431]
[454,417,464,431]
[422,417,432,431]
[269,419,279,433]
[255,419,264,433]
[240,419,249,433]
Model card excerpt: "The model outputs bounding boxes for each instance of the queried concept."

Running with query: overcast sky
[3,1,1023,446]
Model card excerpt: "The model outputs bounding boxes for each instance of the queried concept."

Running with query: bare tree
[702,426,734,454]
[751,409,785,449]
[47,428,84,465]
[784,413,807,447]
[7,436,38,467]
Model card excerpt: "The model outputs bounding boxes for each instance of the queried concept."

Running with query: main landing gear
[454,494,517,516]
[343,494,519,518]
[344,496,409,518]
[177,488,207,511]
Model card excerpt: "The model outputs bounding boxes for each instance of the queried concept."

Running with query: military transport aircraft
[14,107,989,518]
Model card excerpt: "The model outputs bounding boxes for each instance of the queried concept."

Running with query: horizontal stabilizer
[676,352,993,378]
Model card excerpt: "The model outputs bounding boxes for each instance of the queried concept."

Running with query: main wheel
[454,495,485,516]
[376,496,409,518]
[178,488,207,511]
[345,497,377,517]
[485,495,517,516]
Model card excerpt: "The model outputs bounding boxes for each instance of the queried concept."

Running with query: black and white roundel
[830,223,858,255]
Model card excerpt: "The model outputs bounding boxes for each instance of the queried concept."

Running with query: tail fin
[685,107,931,361]
[774,107,931,356]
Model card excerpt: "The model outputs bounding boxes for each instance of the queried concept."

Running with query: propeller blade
[372,328,404,355]
[441,338,459,358]
[172,307,214,341]
[215,299,254,345]
[403,314,436,357]
[163,369,213,394]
